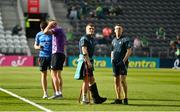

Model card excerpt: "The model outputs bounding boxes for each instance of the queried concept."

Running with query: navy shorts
[82,61,94,78]
[112,60,128,76]
[51,53,65,70]
[38,57,51,71]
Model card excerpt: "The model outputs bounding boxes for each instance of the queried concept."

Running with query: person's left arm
[123,48,132,62]
[123,38,132,62]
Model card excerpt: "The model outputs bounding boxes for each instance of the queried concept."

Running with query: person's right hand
[87,61,92,69]
[40,46,44,50]
[49,21,57,27]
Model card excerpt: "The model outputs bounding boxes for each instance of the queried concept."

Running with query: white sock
[82,94,87,102]
[44,91,48,96]
[55,91,60,95]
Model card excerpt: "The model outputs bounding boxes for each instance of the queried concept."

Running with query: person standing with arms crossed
[111,24,132,104]
[44,20,66,99]
[34,21,52,99]
[78,23,107,104]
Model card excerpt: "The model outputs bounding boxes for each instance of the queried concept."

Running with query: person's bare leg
[40,71,48,98]
[50,70,56,95]
[121,75,128,104]
[121,75,127,98]
[51,70,60,96]
[114,76,122,100]
[82,79,89,104]
[58,71,63,94]
[111,75,123,104]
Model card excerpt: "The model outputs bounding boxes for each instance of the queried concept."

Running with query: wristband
[83,53,87,56]
[40,46,44,50]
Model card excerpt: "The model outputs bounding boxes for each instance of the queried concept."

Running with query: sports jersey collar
[86,34,94,38]
[116,35,124,40]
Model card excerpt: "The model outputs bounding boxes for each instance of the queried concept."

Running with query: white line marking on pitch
[0,87,53,112]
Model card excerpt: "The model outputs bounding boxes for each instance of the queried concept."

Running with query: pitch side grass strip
[0,87,53,112]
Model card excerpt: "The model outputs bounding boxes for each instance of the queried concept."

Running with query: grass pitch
[0,67,180,111]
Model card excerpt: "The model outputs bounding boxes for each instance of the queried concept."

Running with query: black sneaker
[94,97,107,104]
[123,98,128,105]
[111,99,122,104]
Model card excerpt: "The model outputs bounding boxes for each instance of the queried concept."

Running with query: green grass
[0,67,180,111]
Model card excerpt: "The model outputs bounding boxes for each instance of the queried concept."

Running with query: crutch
[78,62,91,103]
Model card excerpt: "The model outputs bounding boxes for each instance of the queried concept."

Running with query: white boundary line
[0,87,53,112]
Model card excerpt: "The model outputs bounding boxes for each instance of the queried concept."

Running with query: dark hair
[40,21,48,30]
[115,24,124,28]
[86,23,95,27]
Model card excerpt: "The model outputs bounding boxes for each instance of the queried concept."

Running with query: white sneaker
[81,100,90,105]
[42,94,48,99]
[81,97,90,104]
[48,94,63,99]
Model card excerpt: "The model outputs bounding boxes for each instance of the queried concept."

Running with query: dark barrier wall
[160,59,179,68]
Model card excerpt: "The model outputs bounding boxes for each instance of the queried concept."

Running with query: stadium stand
[0,0,31,56]
[1,0,179,58]
[64,0,180,58]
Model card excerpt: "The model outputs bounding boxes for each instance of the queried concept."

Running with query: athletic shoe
[42,94,48,99]
[48,94,63,99]
[81,100,90,105]
[94,97,107,104]
[111,99,122,104]
[123,98,128,105]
